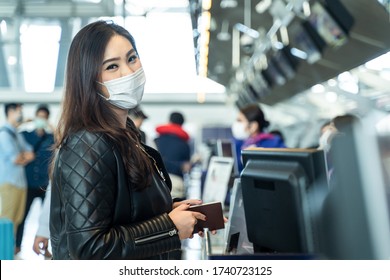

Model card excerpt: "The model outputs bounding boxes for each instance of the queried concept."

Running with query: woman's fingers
[192,211,206,221]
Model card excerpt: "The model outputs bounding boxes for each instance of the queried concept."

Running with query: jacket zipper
[134,229,178,245]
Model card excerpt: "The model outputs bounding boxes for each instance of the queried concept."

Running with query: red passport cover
[188,202,225,233]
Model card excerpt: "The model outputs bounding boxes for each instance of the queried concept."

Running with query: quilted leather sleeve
[51,130,181,259]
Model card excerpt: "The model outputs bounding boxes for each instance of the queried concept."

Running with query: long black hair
[241,104,270,132]
[54,20,153,191]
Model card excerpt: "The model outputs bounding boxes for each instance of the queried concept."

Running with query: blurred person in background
[128,105,148,143]
[32,183,52,259]
[0,103,35,254]
[232,104,286,172]
[318,120,338,151]
[15,104,54,257]
[154,112,191,199]
[318,114,356,184]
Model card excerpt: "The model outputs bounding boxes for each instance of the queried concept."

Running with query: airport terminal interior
[0,0,390,260]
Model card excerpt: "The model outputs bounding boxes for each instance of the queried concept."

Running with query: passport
[187,202,225,233]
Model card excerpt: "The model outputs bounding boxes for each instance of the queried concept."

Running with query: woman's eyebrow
[102,49,136,65]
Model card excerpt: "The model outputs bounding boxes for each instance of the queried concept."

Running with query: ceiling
[0,0,389,148]
[0,0,389,112]
[206,0,390,105]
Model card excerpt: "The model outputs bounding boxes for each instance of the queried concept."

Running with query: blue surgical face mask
[15,113,23,124]
[98,67,146,110]
[34,117,47,130]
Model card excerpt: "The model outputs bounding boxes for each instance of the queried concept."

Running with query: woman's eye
[128,55,138,63]
[106,64,118,70]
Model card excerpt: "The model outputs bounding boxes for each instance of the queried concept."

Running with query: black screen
[240,148,328,255]
[308,2,348,48]
[289,20,324,64]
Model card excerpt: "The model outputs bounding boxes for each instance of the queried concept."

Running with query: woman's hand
[32,235,52,258]
[169,203,206,240]
[172,199,202,209]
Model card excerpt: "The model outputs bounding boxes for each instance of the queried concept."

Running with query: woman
[232,104,286,171]
[50,20,205,260]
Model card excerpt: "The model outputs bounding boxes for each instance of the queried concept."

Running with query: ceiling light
[7,56,17,66]
[365,51,390,71]
[302,1,311,17]
[326,91,338,103]
[327,79,337,87]
[290,47,307,60]
[380,71,390,81]
[279,25,289,45]
[311,84,325,93]
[217,32,231,41]
[220,0,238,9]
[0,20,7,36]
[202,0,212,10]
[217,20,231,41]
[256,0,272,14]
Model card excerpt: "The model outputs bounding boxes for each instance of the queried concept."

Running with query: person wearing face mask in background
[318,120,337,152]
[231,103,286,172]
[49,20,217,260]
[318,114,355,185]
[0,103,35,255]
[14,104,54,258]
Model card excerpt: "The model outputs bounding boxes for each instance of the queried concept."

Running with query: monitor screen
[272,46,299,80]
[324,0,355,34]
[224,178,254,255]
[244,84,262,102]
[308,2,348,48]
[202,156,234,207]
[218,140,233,158]
[215,138,240,177]
[240,148,328,255]
[261,57,287,88]
[247,66,270,98]
[289,20,324,64]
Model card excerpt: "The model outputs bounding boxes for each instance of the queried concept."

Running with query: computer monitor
[289,19,325,64]
[215,139,240,177]
[240,148,328,255]
[224,178,254,255]
[320,113,390,259]
[308,2,348,48]
[202,156,234,208]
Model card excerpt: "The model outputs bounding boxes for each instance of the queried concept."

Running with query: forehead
[37,110,48,117]
[103,35,133,58]
[13,106,22,112]
[237,111,247,121]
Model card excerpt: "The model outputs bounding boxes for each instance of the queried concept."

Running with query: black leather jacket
[50,130,181,259]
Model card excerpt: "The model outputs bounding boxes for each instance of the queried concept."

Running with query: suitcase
[0,218,14,260]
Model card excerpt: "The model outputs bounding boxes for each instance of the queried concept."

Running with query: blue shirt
[22,130,54,188]
[236,133,286,172]
[0,123,33,188]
